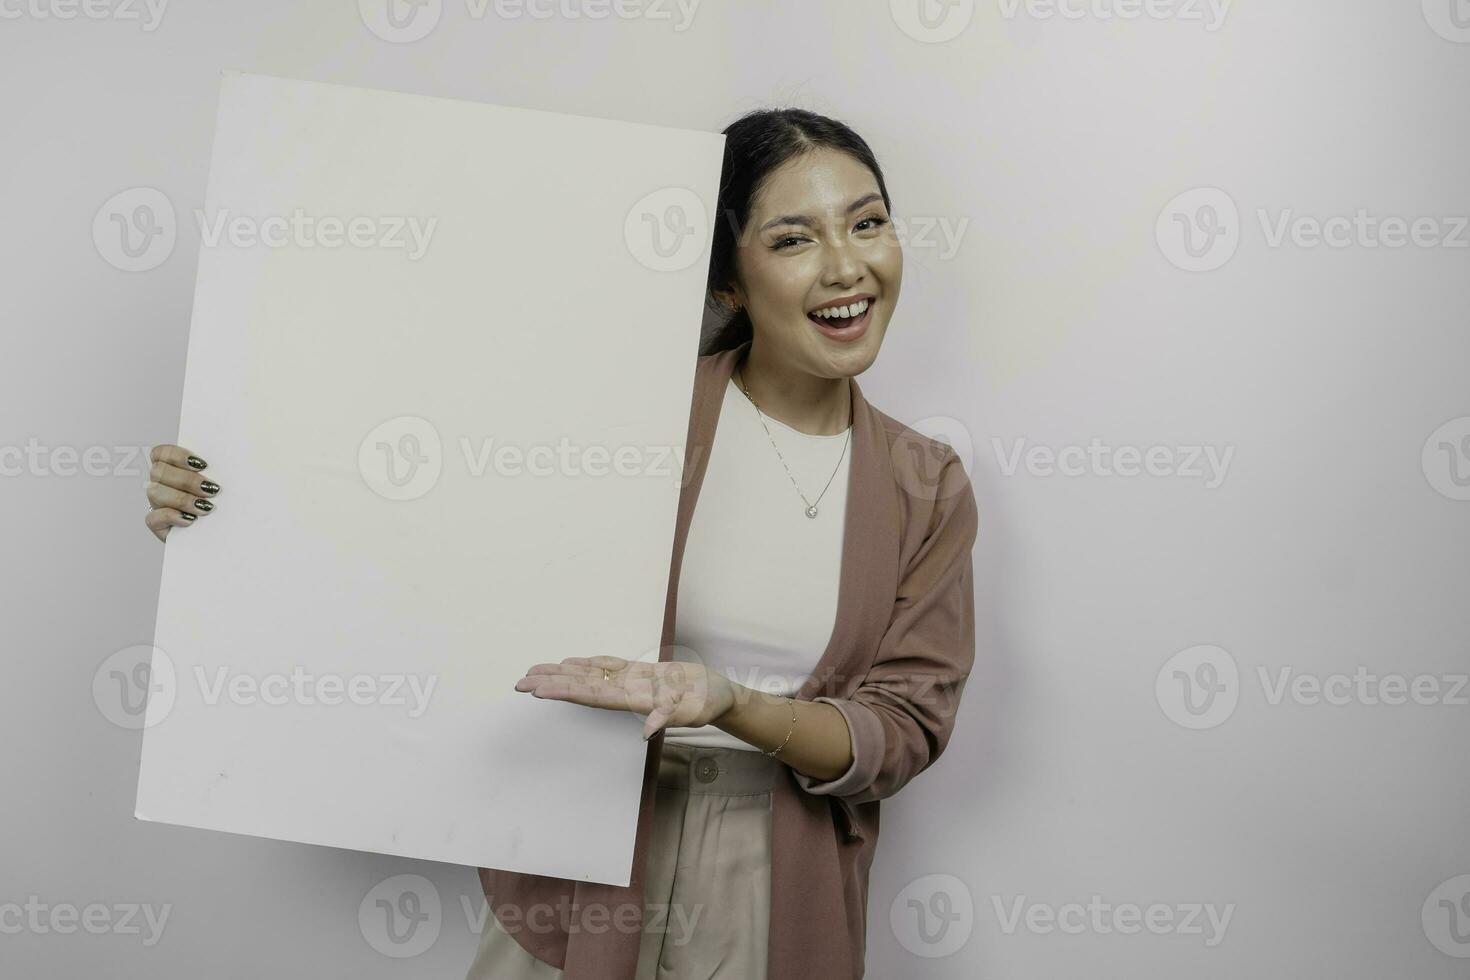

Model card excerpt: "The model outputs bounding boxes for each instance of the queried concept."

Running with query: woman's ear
[712,286,744,312]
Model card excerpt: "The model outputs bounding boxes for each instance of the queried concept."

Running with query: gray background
[3,1,1468,977]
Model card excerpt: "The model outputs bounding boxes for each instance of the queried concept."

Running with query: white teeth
[812,299,869,320]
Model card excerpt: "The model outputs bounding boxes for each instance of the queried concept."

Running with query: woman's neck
[735,343,852,437]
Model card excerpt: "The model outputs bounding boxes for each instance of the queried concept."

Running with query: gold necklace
[735,367,851,519]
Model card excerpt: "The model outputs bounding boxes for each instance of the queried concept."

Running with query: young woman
[143,108,979,980]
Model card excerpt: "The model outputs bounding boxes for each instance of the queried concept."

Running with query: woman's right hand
[144,445,219,543]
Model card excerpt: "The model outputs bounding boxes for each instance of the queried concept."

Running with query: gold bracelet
[762,697,797,758]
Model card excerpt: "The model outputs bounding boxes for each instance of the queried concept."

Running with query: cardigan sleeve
[792,449,978,806]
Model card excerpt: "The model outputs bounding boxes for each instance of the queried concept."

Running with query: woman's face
[725,147,902,380]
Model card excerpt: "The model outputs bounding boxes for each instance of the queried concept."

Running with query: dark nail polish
[194,499,214,513]
[180,512,197,522]
[199,480,220,495]
[186,456,208,470]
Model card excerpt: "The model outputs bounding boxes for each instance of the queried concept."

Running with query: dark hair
[699,108,894,357]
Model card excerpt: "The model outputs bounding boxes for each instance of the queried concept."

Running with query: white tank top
[662,375,851,753]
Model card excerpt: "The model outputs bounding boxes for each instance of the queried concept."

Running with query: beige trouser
[465,741,778,980]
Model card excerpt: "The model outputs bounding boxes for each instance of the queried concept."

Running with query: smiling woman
[462,108,978,980]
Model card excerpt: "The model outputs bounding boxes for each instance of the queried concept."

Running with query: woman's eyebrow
[759,192,885,232]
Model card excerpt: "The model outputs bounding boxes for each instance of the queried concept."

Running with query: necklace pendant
[805,504,819,518]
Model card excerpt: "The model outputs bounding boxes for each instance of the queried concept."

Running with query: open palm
[514,655,737,740]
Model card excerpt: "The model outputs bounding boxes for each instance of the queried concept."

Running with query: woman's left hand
[513,655,737,740]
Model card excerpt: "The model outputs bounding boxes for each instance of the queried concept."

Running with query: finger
[526,660,653,682]
[146,482,215,516]
[643,687,681,738]
[149,458,221,497]
[145,506,196,542]
[563,655,631,670]
[150,444,209,472]
[523,677,633,711]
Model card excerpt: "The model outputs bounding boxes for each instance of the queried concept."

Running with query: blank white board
[135,71,724,885]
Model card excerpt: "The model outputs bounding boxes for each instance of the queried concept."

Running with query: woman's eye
[771,217,889,251]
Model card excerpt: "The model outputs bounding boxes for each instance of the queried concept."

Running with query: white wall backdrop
[3,1,1467,977]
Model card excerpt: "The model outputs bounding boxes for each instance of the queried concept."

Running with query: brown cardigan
[478,338,979,979]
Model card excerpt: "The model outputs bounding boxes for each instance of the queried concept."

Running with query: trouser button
[694,757,721,784]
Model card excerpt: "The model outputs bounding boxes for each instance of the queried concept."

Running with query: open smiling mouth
[806,297,874,342]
